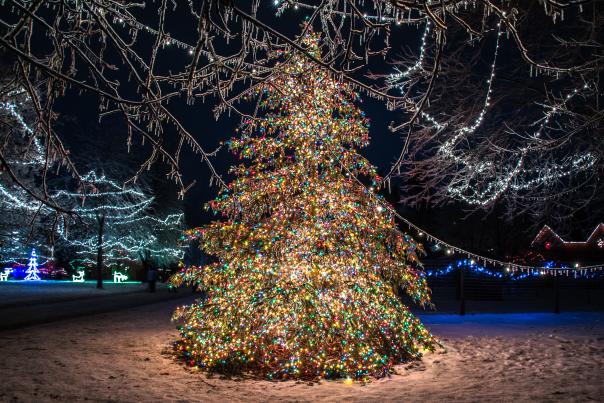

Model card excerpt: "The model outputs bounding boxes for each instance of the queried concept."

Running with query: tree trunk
[96,213,105,289]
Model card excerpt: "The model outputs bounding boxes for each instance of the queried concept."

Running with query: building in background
[531,224,604,264]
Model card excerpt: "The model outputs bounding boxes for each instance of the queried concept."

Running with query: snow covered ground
[0,282,182,330]
[1,298,603,402]
[0,281,150,308]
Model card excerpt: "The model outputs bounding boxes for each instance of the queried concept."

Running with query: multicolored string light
[170,33,435,381]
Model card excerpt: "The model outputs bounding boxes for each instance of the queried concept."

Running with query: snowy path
[0,283,185,330]
[0,298,603,402]
[0,282,150,308]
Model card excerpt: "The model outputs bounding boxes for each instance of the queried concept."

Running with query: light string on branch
[0,89,55,264]
[0,234,52,266]
[274,0,422,24]
[444,83,596,206]
[0,180,44,213]
[54,171,185,266]
[386,21,431,88]
[386,19,597,206]
[0,92,46,167]
[103,2,401,105]
[380,19,504,185]
[0,173,184,266]
[0,85,184,266]
[101,7,269,75]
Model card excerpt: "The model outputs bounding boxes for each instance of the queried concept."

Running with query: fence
[412,260,604,315]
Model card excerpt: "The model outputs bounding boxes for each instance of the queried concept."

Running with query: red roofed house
[531,223,604,263]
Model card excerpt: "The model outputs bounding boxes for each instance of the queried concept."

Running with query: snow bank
[1,299,602,402]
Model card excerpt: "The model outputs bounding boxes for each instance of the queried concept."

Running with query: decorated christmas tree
[171,33,435,380]
[24,249,41,281]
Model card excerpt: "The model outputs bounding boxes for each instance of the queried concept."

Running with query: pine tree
[171,33,435,380]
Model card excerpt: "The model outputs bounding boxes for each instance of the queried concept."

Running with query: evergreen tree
[171,34,435,380]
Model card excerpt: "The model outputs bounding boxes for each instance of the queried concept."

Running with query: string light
[0,88,57,265]
[0,99,33,134]
[390,209,604,275]
[72,270,85,282]
[424,259,602,280]
[2,89,185,267]
[0,268,11,281]
[348,167,603,276]
[387,21,431,86]
[443,84,594,206]
[0,233,52,266]
[385,18,597,207]
[106,9,255,75]
[55,170,185,266]
[278,1,408,23]
[0,89,46,166]
[388,21,501,136]
[444,84,595,206]
[23,249,41,281]
[112,271,128,283]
